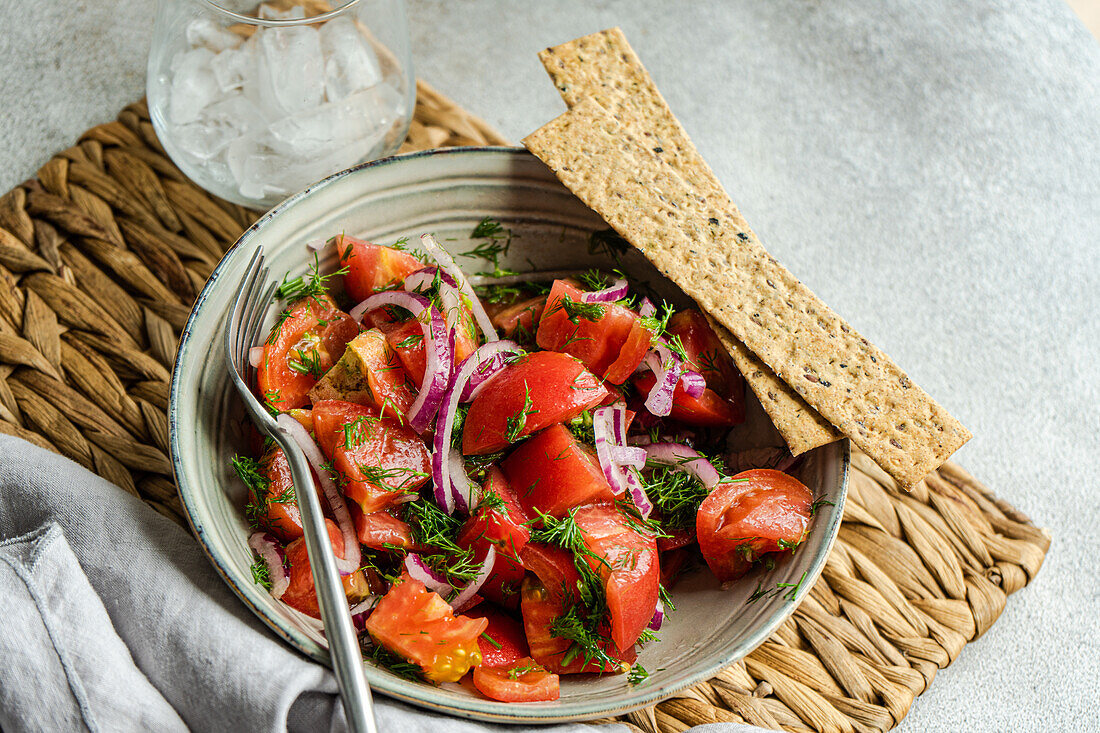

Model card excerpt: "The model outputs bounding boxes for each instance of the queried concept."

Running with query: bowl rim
[168,145,851,723]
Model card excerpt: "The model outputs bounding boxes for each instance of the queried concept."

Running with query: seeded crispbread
[522,97,971,487]
[539,27,841,456]
[703,314,841,455]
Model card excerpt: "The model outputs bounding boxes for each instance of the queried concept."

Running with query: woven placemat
[0,83,1048,733]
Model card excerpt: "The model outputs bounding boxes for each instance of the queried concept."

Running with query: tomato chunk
[634,372,743,427]
[697,469,813,583]
[472,657,559,702]
[355,508,414,551]
[281,519,370,617]
[334,234,426,303]
[250,447,304,542]
[463,605,530,669]
[258,295,356,410]
[501,424,616,518]
[380,316,477,390]
[366,575,488,683]
[489,295,547,340]
[462,351,610,455]
[311,400,431,514]
[667,310,746,405]
[536,280,648,383]
[457,468,531,609]
[572,504,660,651]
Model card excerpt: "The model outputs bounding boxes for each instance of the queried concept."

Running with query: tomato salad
[233,222,820,703]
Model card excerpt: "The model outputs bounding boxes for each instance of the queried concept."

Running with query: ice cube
[256,25,324,116]
[210,48,250,93]
[237,134,374,199]
[172,93,267,161]
[168,48,220,125]
[319,16,383,101]
[185,17,242,52]
[265,83,403,158]
[258,4,305,20]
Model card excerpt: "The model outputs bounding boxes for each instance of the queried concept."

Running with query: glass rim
[200,0,362,26]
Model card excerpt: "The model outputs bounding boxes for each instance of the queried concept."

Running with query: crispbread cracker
[704,314,841,456]
[522,98,971,487]
[539,27,839,455]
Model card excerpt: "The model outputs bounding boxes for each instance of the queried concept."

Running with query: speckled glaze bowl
[169,147,849,724]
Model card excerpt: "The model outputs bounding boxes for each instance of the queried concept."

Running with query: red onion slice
[447,447,475,515]
[581,278,628,303]
[349,597,379,632]
[593,404,655,517]
[431,340,524,514]
[248,346,264,369]
[348,290,453,433]
[404,553,455,596]
[648,598,665,631]
[679,370,707,398]
[644,442,722,489]
[610,444,648,469]
[638,297,656,318]
[640,345,682,416]
[248,532,290,599]
[404,267,466,331]
[275,414,361,574]
[449,545,496,612]
[592,406,628,495]
[420,233,498,342]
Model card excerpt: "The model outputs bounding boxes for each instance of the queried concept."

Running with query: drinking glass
[148,0,414,209]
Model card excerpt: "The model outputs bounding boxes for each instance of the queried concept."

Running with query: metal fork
[225,247,377,733]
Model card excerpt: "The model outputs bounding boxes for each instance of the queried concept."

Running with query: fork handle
[278,430,378,733]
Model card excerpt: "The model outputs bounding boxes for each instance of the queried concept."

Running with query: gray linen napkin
[0,435,770,732]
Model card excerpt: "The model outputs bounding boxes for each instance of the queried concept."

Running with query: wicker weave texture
[0,87,1047,733]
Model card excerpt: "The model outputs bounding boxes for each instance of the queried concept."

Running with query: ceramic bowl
[169,146,849,724]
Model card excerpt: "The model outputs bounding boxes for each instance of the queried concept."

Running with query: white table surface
[1,1,1098,731]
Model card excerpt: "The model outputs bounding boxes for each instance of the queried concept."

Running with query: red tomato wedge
[536,280,649,383]
[355,508,414,551]
[501,424,616,518]
[472,657,559,702]
[667,310,746,405]
[334,234,426,303]
[519,577,635,675]
[311,400,431,514]
[281,519,366,618]
[462,351,610,455]
[697,469,813,583]
[366,575,488,683]
[457,468,531,610]
[463,605,530,669]
[258,295,357,410]
[251,446,305,542]
[572,504,660,651]
[634,372,744,427]
[489,295,547,339]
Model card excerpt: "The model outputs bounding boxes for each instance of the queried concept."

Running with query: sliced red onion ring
[431,340,524,514]
[348,290,453,433]
[248,532,290,599]
[450,545,495,612]
[580,278,628,303]
[275,414,360,574]
[350,597,379,632]
[405,553,455,596]
[248,346,264,369]
[404,267,466,330]
[640,344,682,417]
[593,404,655,517]
[638,297,656,318]
[420,233,498,342]
[648,598,665,631]
[447,447,475,515]
[679,370,707,398]
[460,350,517,402]
[610,444,647,469]
[644,442,722,489]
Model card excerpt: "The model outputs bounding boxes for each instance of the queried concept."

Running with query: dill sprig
[553,294,606,324]
[566,409,595,445]
[462,216,518,279]
[747,571,809,605]
[250,558,273,590]
[641,462,711,531]
[273,253,348,304]
[627,663,649,685]
[366,643,424,681]
[504,383,537,443]
[401,499,480,585]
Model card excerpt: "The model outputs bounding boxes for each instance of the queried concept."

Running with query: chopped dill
[250,558,273,590]
[273,253,348,304]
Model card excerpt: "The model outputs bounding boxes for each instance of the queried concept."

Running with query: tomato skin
[381,318,427,387]
[489,295,547,339]
[258,295,353,411]
[311,400,431,514]
[281,519,348,618]
[519,542,582,602]
[667,310,745,404]
[501,424,616,518]
[457,468,531,610]
[572,505,660,651]
[355,509,414,551]
[462,351,611,455]
[657,526,696,552]
[697,469,813,583]
[334,235,426,303]
[519,577,635,675]
[472,657,559,702]
[463,605,530,668]
[254,447,304,542]
[536,280,647,383]
[602,318,653,385]
[634,372,744,427]
[366,575,488,683]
